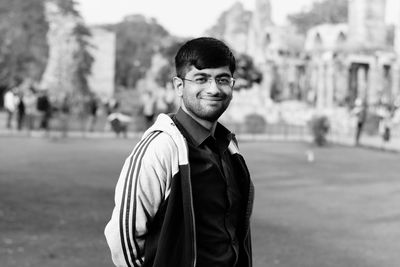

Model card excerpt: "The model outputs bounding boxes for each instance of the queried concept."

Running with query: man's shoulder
[141,130,175,144]
[137,131,178,156]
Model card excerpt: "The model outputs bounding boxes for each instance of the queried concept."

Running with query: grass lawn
[1,137,400,267]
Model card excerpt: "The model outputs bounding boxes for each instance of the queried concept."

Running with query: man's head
[173,37,236,128]
[175,37,236,79]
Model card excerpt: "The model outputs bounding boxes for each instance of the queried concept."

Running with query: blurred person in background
[77,95,91,134]
[16,91,25,131]
[105,37,254,267]
[352,98,367,146]
[24,87,38,131]
[106,97,119,115]
[37,89,52,132]
[141,90,156,128]
[59,93,71,138]
[4,86,18,129]
[378,105,394,149]
[107,104,131,138]
[87,94,99,132]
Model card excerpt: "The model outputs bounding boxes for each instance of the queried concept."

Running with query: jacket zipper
[184,140,197,267]
[171,116,197,266]
[240,154,254,267]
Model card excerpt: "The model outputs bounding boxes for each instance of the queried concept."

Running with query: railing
[224,122,311,141]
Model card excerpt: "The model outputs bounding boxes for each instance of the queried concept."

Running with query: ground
[0,137,399,267]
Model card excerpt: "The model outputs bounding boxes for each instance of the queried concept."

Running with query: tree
[155,38,186,87]
[0,0,92,98]
[288,0,348,34]
[234,53,263,90]
[0,0,48,86]
[103,15,170,89]
[205,2,252,42]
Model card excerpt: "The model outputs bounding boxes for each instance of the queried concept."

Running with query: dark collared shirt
[173,108,243,267]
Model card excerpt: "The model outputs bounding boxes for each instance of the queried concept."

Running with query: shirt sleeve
[104,131,178,267]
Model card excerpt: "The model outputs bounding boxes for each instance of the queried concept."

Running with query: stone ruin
[40,1,82,100]
[214,0,400,135]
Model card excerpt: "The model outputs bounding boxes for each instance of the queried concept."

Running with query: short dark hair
[175,37,236,78]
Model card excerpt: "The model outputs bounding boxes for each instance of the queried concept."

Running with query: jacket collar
[143,112,189,165]
[174,108,234,148]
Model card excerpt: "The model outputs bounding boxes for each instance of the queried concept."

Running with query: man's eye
[195,78,208,84]
[217,78,230,85]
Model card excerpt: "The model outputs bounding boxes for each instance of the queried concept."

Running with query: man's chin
[200,109,226,122]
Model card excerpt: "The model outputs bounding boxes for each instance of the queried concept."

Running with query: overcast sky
[76,0,399,37]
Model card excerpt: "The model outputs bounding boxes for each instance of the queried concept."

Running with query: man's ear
[172,77,184,97]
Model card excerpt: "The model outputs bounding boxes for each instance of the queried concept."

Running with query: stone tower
[223,2,251,54]
[40,1,82,99]
[87,27,116,101]
[392,1,400,106]
[348,0,387,49]
[254,0,273,29]
[394,1,400,55]
[247,0,273,64]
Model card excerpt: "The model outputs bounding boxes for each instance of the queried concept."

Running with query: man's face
[174,66,233,123]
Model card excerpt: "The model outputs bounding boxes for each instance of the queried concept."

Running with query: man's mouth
[201,96,224,101]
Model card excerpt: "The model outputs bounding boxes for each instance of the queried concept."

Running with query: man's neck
[181,106,217,136]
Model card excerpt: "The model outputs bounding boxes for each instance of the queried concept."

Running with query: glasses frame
[179,76,236,89]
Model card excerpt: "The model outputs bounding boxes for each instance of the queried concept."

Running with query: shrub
[244,114,267,134]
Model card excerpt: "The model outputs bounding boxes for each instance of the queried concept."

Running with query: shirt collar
[174,108,233,147]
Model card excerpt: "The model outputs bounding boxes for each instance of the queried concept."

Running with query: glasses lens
[183,77,235,88]
[216,77,235,88]
[194,77,208,85]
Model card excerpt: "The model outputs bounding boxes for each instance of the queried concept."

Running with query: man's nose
[206,78,220,94]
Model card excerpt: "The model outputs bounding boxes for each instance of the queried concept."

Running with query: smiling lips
[200,95,225,101]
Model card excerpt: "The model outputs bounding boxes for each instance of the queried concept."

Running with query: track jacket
[105,113,254,267]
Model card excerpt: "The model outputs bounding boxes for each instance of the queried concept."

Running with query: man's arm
[105,131,178,267]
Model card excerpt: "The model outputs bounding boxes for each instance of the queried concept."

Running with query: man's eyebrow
[193,72,210,77]
[193,72,232,77]
[215,73,232,78]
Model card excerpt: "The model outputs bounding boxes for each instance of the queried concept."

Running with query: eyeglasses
[180,76,235,89]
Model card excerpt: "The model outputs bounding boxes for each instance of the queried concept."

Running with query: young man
[105,37,254,267]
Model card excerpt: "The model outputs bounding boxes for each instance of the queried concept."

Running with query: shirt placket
[218,145,240,266]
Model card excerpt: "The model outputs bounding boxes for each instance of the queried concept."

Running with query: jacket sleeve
[104,131,178,267]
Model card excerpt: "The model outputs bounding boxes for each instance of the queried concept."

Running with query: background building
[87,27,116,101]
